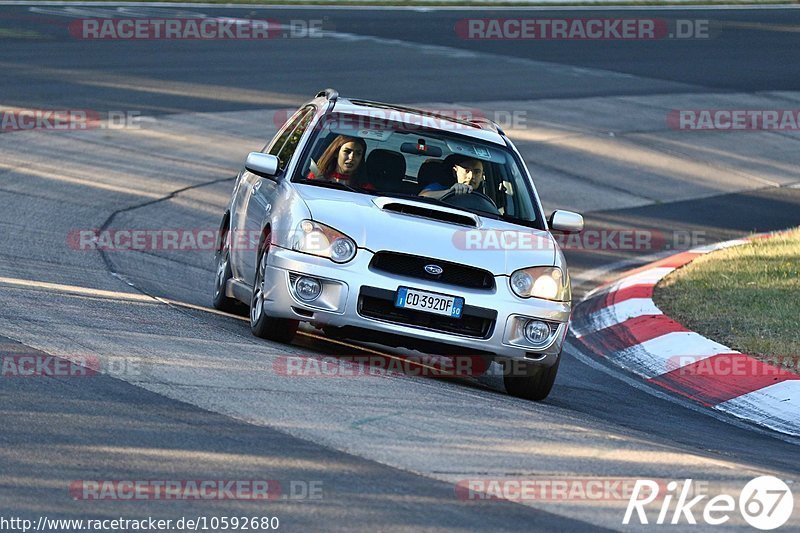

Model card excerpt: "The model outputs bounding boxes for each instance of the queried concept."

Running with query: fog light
[295,276,322,302]
[523,320,551,345]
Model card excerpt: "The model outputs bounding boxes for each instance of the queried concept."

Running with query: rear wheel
[212,222,238,312]
[250,235,298,343]
[503,357,560,401]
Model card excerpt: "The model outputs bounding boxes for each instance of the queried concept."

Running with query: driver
[419,155,484,199]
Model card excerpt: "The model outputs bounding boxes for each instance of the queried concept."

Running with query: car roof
[324,97,508,146]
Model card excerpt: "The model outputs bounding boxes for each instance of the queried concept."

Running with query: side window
[266,112,303,156]
[266,107,315,172]
[276,109,314,171]
[507,162,536,222]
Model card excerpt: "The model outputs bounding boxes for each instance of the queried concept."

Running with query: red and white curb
[570,234,800,437]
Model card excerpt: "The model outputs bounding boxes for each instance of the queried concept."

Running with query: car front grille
[369,251,495,290]
[357,287,496,339]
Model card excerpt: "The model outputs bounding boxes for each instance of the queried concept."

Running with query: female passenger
[308,135,368,185]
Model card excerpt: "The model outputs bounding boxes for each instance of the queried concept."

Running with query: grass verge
[653,228,800,372]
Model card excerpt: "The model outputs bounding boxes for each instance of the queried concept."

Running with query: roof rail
[316,88,339,102]
[469,117,503,135]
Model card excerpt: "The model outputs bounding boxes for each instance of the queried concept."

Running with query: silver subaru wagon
[213,89,583,400]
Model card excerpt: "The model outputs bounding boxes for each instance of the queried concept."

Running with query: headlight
[509,267,570,301]
[292,220,357,263]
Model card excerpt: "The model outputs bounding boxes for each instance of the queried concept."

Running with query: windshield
[292,113,544,228]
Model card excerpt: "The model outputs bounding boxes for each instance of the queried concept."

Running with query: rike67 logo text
[624,477,794,530]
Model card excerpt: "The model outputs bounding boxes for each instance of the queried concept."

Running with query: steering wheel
[439,190,500,215]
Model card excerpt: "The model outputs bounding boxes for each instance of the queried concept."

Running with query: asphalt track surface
[1,4,800,532]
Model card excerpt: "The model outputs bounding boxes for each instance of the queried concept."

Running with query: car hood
[294,184,556,275]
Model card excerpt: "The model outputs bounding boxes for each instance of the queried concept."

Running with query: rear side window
[267,107,315,172]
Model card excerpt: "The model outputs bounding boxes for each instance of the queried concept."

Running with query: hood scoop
[373,197,479,228]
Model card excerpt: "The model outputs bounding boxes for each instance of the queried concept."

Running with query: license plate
[394,287,464,318]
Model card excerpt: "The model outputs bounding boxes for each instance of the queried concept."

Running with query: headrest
[365,149,406,189]
[417,159,452,192]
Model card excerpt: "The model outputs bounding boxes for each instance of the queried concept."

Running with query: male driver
[419,155,484,199]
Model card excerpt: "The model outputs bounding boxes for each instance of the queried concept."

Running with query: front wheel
[502,357,560,401]
[250,236,298,343]
[212,223,239,312]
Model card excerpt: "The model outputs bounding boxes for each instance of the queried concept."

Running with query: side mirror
[549,210,584,234]
[245,152,279,179]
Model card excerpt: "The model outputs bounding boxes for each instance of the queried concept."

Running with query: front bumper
[261,246,571,365]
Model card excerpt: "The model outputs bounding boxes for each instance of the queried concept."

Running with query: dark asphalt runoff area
[1,4,799,532]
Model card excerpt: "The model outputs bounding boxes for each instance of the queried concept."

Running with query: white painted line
[715,380,800,437]
[580,265,674,305]
[572,249,676,295]
[614,331,736,379]
[613,266,675,289]
[573,297,662,337]
[0,275,156,303]
[565,339,800,445]
[690,239,749,254]
[572,230,800,437]
[578,283,613,302]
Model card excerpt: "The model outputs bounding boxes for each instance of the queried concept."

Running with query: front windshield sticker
[445,141,499,163]
[473,145,491,159]
[355,129,390,141]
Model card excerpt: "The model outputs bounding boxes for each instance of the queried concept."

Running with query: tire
[250,234,298,343]
[212,221,239,313]
[321,326,346,339]
[503,357,560,401]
